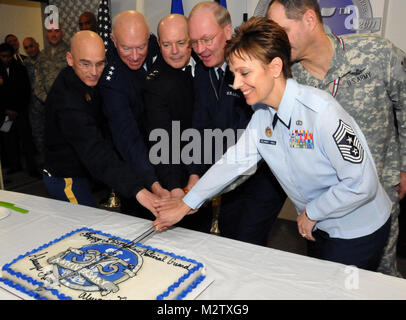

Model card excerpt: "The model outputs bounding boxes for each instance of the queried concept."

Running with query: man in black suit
[0,43,36,175]
[5,34,26,65]
[183,2,286,245]
[143,14,211,232]
[43,31,158,213]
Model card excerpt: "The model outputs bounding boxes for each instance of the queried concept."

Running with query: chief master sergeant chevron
[268,0,406,278]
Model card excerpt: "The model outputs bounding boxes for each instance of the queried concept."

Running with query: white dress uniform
[184,79,391,240]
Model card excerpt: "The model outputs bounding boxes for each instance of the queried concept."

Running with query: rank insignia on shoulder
[290,130,314,149]
[265,127,272,137]
[333,120,364,164]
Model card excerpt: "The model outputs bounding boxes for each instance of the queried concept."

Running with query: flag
[171,0,184,15]
[214,0,227,8]
[97,0,112,51]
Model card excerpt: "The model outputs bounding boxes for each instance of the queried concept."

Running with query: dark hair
[225,16,292,79]
[4,34,16,42]
[269,0,322,23]
[0,42,14,55]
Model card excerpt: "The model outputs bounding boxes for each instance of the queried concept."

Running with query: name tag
[260,139,277,145]
[226,91,241,98]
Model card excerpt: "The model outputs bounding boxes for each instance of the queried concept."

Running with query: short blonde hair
[189,1,231,27]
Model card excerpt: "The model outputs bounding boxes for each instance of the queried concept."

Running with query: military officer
[33,26,68,104]
[43,31,158,215]
[267,0,406,277]
[98,10,169,217]
[143,14,212,233]
[179,2,286,246]
[153,18,391,272]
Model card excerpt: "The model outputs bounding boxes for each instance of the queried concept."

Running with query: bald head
[157,14,187,38]
[67,31,106,87]
[112,10,149,38]
[111,10,150,70]
[23,37,40,59]
[157,14,191,69]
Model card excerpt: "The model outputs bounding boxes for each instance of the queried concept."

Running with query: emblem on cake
[47,243,143,296]
[0,228,206,300]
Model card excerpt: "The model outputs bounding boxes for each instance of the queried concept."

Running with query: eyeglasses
[23,44,35,50]
[78,59,107,70]
[190,31,221,49]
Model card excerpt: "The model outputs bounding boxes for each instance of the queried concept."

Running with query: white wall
[111,0,251,33]
[110,0,406,53]
[0,0,44,52]
[383,0,406,52]
[0,0,404,53]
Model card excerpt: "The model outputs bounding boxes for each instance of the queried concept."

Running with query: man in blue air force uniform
[98,10,169,217]
[186,2,286,245]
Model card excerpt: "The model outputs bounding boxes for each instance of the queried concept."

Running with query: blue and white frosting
[0,227,205,300]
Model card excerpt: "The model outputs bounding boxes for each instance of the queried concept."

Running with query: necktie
[216,68,224,95]
[272,113,279,129]
[183,65,192,77]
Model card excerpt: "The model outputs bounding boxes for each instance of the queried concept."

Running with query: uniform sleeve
[54,93,145,198]
[33,56,47,104]
[99,79,158,189]
[184,119,262,209]
[388,44,406,172]
[143,78,185,190]
[305,102,380,221]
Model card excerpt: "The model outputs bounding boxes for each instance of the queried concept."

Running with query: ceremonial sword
[56,226,156,281]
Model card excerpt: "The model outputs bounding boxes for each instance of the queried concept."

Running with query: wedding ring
[301,233,307,238]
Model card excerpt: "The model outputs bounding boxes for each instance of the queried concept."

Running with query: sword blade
[57,226,156,281]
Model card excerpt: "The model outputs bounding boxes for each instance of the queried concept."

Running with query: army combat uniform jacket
[292,33,406,189]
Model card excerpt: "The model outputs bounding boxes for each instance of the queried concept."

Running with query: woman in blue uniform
[153,17,391,271]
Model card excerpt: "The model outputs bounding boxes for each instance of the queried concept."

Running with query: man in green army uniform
[23,37,43,160]
[32,26,68,156]
[267,0,406,277]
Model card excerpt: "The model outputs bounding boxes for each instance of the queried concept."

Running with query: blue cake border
[0,227,205,300]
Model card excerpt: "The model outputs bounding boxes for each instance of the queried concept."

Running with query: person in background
[153,17,391,273]
[267,0,406,277]
[33,25,69,105]
[23,37,44,163]
[0,42,37,176]
[33,25,69,168]
[78,12,97,32]
[5,34,26,64]
[43,30,158,214]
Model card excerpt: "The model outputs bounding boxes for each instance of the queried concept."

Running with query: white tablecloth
[0,190,405,300]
